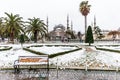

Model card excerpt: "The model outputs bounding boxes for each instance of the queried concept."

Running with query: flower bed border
[23,45,82,58]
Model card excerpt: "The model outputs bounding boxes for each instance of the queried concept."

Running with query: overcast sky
[0,0,120,33]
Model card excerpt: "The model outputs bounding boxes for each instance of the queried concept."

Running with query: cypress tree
[85,25,94,46]
[19,34,25,47]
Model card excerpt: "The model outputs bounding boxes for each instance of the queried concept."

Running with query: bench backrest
[17,55,48,65]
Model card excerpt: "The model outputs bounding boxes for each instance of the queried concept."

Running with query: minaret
[46,16,48,33]
[91,21,94,31]
[67,14,69,30]
[94,15,96,28]
[71,21,73,31]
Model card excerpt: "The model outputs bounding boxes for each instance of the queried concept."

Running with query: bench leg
[14,65,20,73]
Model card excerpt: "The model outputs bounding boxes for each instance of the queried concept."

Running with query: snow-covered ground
[49,46,120,70]
[0,42,120,70]
[29,45,77,54]
[0,44,38,68]
[97,45,120,51]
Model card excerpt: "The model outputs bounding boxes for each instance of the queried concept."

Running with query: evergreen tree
[77,31,82,42]
[19,34,25,47]
[85,25,94,46]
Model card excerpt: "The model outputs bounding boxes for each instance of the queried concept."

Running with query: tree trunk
[84,16,87,42]
[89,42,91,46]
[21,43,23,48]
[10,32,14,44]
[34,31,37,43]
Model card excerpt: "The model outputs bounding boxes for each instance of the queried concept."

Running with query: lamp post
[56,58,59,79]
[116,60,118,72]
[85,54,88,71]
[115,60,118,80]
[84,49,88,71]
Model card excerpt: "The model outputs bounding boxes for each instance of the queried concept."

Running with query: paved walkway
[0,69,120,80]
[49,69,120,80]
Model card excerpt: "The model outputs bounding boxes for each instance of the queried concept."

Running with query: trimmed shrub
[95,46,120,53]
[23,45,82,58]
[49,48,82,58]
[0,46,12,51]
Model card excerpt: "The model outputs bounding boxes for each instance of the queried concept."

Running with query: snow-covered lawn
[0,44,38,68]
[0,43,120,70]
[0,46,9,49]
[29,45,77,54]
[97,45,120,51]
[49,46,120,70]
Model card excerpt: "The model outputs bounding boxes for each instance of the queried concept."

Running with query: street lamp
[116,60,118,72]
[84,49,88,71]
[56,58,59,79]
[115,60,119,80]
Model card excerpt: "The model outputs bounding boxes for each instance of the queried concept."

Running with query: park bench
[14,55,49,73]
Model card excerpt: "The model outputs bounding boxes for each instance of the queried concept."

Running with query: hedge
[23,45,82,58]
[23,47,46,55]
[0,46,12,51]
[95,46,120,53]
[49,48,82,58]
